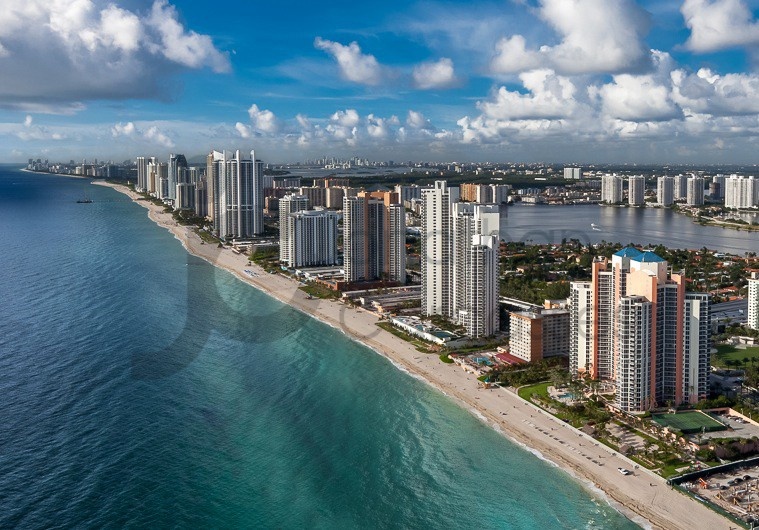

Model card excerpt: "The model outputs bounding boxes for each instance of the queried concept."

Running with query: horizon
[3,1,759,164]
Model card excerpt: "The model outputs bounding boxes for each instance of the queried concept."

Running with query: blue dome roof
[637,251,666,263]
[613,247,643,258]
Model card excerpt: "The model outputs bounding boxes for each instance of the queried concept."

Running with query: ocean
[0,167,637,529]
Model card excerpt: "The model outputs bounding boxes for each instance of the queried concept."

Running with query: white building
[657,176,674,206]
[461,234,500,338]
[601,175,623,204]
[749,275,759,331]
[686,176,705,206]
[279,194,309,264]
[175,182,195,211]
[284,209,339,268]
[628,175,645,206]
[674,174,688,201]
[211,149,265,239]
[724,175,758,209]
[421,181,457,317]
[564,167,583,180]
[136,156,148,192]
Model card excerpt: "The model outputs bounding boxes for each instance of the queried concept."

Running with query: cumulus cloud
[490,0,651,75]
[0,0,229,110]
[406,110,434,129]
[593,51,681,121]
[672,68,759,115]
[682,0,759,52]
[412,58,457,89]
[247,104,279,134]
[314,37,383,85]
[144,126,175,149]
[478,69,580,120]
[235,122,252,139]
[111,121,137,137]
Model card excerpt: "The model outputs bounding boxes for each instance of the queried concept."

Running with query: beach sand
[95,180,733,530]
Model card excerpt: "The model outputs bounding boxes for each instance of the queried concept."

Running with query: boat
[76,191,93,204]
[591,223,601,231]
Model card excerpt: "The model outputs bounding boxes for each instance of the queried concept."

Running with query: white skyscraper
[601,175,623,204]
[284,209,339,268]
[564,167,582,179]
[279,194,309,264]
[686,176,705,206]
[136,156,148,192]
[422,181,499,337]
[724,175,757,209]
[421,181,456,317]
[674,174,688,200]
[212,150,264,239]
[657,176,674,206]
[628,176,645,206]
[749,275,759,331]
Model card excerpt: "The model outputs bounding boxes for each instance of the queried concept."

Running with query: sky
[3,0,759,164]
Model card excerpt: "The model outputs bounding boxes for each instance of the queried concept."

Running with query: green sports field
[651,411,727,434]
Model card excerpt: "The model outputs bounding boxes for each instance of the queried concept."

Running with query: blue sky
[3,0,759,164]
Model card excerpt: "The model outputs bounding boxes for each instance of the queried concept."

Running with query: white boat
[591,223,601,231]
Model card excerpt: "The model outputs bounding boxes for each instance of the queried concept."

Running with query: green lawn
[517,381,551,401]
[712,344,759,368]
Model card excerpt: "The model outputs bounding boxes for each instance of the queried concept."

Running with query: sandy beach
[95,180,734,530]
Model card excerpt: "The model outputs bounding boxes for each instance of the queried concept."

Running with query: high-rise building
[136,156,148,192]
[210,150,265,239]
[748,274,759,331]
[712,174,726,200]
[628,176,645,206]
[569,248,710,412]
[657,176,674,206]
[724,175,758,209]
[601,175,623,204]
[146,157,157,194]
[564,167,583,180]
[686,176,705,206]
[283,209,339,268]
[459,183,511,204]
[510,308,570,363]
[168,154,188,201]
[343,191,406,284]
[674,174,688,200]
[421,181,499,337]
[194,178,208,218]
[156,163,169,200]
[175,182,195,211]
[298,186,328,208]
[421,181,457,318]
[279,194,309,264]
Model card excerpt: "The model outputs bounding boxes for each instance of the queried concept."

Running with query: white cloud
[490,36,542,75]
[412,58,457,89]
[23,115,32,128]
[594,51,681,121]
[478,69,580,120]
[235,122,252,139]
[144,125,174,149]
[111,121,137,137]
[247,104,279,134]
[682,0,759,52]
[490,0,651,75]
[672,68,759,115]
[0,0,229,109]
[314,37,383,85]
[407,110,433,129]
[330,109,361,128]
[147,0,230,72]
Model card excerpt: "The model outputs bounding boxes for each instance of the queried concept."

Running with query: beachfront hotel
[343,191,406,284]
[421,181,501,338]
[569,248,711,412]
[281,209,339,268]
[207,149,265,239]
[279,194,309,264]
[749,274,759,331]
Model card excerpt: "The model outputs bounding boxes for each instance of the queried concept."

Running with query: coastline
[94,180,734,530]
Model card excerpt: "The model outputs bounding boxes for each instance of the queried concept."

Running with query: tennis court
[651,411,727,434]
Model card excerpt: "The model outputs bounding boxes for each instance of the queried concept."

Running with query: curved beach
[95,180,734,530]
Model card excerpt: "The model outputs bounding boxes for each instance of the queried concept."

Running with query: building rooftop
[614,247,643,258]
[637,251,666,263]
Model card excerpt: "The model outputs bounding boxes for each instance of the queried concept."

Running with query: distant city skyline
[4,1,759,164]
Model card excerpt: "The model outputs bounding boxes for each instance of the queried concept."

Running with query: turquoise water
[0,167,637,528]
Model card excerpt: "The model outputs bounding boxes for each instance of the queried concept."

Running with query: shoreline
[94,180,734,530]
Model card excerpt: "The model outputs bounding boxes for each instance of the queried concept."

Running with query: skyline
[3,1,759,163]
